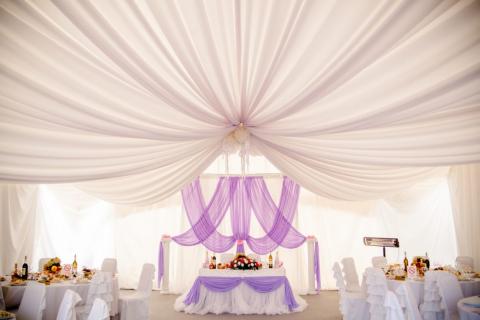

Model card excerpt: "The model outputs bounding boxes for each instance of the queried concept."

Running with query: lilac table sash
[183,276,299,311]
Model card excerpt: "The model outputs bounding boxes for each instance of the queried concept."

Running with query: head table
[1,278,119,320]
[174,267,307,315]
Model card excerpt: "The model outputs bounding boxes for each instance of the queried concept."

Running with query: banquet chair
[393,283,422,320]
[332,262,369,320]
[341,257,362,292]
[0,286,5,310]
[76,271,114,320]
[119,263,155,320]
[455,256,474,270]
[101,258,118,273]
[420,271,443,320]
[87,299,109,320]
[372,256,388,269]
[38,258,50,272]
[220,253,235,264]
[14,283,46,320]
[364,267,404,320]
[436,271,464,320]
[57,289,82,320]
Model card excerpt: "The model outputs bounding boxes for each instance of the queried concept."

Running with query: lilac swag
[158,176,321,288]
[183,276,300,311]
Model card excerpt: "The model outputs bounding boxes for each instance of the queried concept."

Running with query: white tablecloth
[1,279,119,320]
[458,297,480,320]
[175,267,307,315]
[387,279,480,306]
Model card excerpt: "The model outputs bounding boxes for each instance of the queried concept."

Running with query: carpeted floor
[148,290,342,320]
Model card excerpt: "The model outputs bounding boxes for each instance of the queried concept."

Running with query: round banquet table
[458,297,480,320]
[175,267,307,315]
[1,278,119,320]
[387,278,480,307]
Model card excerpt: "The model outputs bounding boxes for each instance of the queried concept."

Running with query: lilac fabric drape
[158,242,164,287]
[183,276,299,311]
[314,240,321,291]
[172,176,306,255]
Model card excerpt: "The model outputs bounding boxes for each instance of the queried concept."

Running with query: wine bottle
[425,252,430,270]
[268,252,273,269]
[212,253,217,269]
[22,256,28,280]
[72,254,78,276]
[13,263,19,279]
[403,251,408,272]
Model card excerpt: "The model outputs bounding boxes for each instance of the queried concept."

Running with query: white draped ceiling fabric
[1,0,480,206]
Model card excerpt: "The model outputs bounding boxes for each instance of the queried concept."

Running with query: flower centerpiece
[43,257,62,274]
[229,253,262,270]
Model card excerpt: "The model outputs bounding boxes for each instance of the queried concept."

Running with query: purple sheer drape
[183,276,299,311]
[314,240,321,291]
[172,176,306,254]
[158,241,164,287]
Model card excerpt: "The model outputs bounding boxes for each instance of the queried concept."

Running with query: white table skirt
[1,279,119,320]
[175,267,307,315]
[458,297,480,320]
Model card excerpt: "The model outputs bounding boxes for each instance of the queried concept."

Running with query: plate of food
[10,279,26,286]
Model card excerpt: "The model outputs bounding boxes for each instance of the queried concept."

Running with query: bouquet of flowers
[228,254,262,270]
[44,257,62,274]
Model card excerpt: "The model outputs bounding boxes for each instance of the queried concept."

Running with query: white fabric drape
[448,164,480,270]
[1,0,479,204]
[0,184,41,275]
[0,172,457,291]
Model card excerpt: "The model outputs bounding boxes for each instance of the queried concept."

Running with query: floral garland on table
[44,257,62,273]
[228,254,262,270]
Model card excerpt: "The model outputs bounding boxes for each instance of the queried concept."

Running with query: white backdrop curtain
[0,170,457,292]
[448,163,480,270]
[0,184,41,275]
[1,0,480,205]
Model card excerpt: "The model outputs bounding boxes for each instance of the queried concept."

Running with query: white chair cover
[332,262,369,320]
[394,283,422,320]
[87,299,109,320]
[76,271,114,320]
[365,267,404,320]
[220,253,234,264]
[372,256,388,269]
[16,283,46,320]
[38,258,50,272]
[436,271,464,320]
[119,263,155,320]
[101,258,118,273]
[0,285,5,310]
[341,257,362,292]
[57,289,82,320]
[420,271,443,320]
[455,256,474,270]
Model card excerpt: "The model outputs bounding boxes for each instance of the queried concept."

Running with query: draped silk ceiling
[1,0,479,205]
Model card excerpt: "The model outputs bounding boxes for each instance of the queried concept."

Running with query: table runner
[183,276,299,311]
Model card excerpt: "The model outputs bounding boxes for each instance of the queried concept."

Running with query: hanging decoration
[158,176,321,291]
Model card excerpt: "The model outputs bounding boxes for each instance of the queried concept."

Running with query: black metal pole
[383,246,386,257]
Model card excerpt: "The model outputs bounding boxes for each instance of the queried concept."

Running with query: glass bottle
[212,253,217,269]
[22,256,29,280]
[72,254,78,276]
[403,251,408,272]
[268,252,273,269]
[425,252,430,270]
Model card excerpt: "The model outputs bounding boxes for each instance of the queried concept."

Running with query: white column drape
[448,164,480,270]
[0,184,41,275]
[0,0,479,205]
